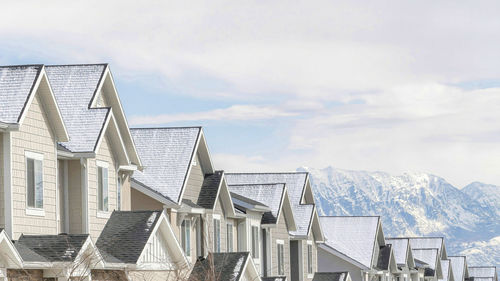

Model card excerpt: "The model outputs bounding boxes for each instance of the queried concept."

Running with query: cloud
[129,104,297,125]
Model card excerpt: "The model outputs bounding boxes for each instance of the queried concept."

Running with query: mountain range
[299,166,500,268]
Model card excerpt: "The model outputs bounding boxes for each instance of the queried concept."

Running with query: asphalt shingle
[386,238,409,266]
[131,127,201,203]
[189,252,250,281]
[449,256,466,281]
[96,210,162,264]
[197,171,224,209]
[0,65,42,124]
[313,272,349,281]
[377,244,392,270]
[14,234,89,262]
[412,248,439,277]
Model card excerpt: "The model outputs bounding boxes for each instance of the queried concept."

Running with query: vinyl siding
[131,188,164,211]
[120,173,131,210]
[88,134,118,239]
[11,94,58,238]
[318,246,364,281]
[270,212,290,280]
[302,233,318,281]
[207,197,226,254]
[0,133,4,228]
[68,160,83,234]
[182,153,204,203]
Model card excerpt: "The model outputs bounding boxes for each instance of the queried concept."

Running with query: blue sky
[2,0,500,187]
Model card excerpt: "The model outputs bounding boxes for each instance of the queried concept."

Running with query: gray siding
[270,213,291,280]
[182,153,204,203]
[318,246,364,281]
[68,160,82,234]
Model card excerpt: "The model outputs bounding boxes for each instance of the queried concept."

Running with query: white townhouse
[408,237,448,281]
[225,172,325,281]
[317,216,398,281]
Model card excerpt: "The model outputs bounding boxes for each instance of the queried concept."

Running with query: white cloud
[129,104,297,125]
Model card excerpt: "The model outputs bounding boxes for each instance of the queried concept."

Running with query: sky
[1,0,500,187]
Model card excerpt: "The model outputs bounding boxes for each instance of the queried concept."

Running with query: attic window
[26,152,44,210]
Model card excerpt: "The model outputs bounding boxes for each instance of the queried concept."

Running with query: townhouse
[448,256,468,281]
[467,266,498,281]
[225,172,325,281]
[317,216,398,281]
[385,238,425,281]
[408,237,447,281]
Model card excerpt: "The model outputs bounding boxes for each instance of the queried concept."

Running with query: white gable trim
[319,243,370,270]
[280,187,297,231]
[215,175,237,217]
[0,230,22,268]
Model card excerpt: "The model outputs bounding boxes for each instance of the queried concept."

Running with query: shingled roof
[45,64,110,152]
[409,237,447,259]
[14,234,89,262]
[197,171,224,209]
[439,259,454,281]
[229,183,286,224]
[449,256,467,281]
[376,244,392,271]
[96,210,162,264]
[131,127,201,203]
[313,272,350,281]
[412,248,440,277]
[468,266,497,281]
[0,65,43,124]
[188,252,251,281]
[386,238,411,267]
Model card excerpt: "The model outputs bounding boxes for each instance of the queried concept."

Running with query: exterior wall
[206,197,226,254]
[318,246,364,281]
[226,217,238,252]
[68,160,82,234]
[269,213,290,280]
[128,270,183,281]
[7,269,44,281]
[92,270,127,281]
[88,134,118,240]
[131,188,164,211]
[11,94,58,239]
[120,173,131,210]
[302,234,318,281]
[0,132,4,229]
[182,153,204,203]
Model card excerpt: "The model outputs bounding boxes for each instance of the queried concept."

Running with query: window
[251,226,259,258]
[117,175,121,210]
[226,223,233,252]
[277,241,284,275]
[26,152,43,209]
[307,242,313,274]
[213,218,221,252]
[97,162,108,212]
[181,219,191,256]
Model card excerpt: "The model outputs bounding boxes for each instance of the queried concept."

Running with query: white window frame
[251,225,260,259]
[226,222,233,252]
[213,218,221,252]
[307,240,313,277]
[277,239,285,276]
[25,151,45,216]
[96,160,109,215]
[116,173,121,211]
[181,219,191,257]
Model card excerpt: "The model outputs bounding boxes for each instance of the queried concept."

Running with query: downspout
[80,158,89,234]
[2,132,13,238]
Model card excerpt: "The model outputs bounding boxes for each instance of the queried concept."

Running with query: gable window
[307,241,313,275]
[226,223,233,252]
[277,240,284,275]
[181,219,191,256]
[97,161,108,212]
[251,226,259,258]
[26,152,44,210]
[213,218,221,252]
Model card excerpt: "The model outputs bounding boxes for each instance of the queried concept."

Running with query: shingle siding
[270,211,291,280]
[68,159,83,234]
[11,94,58,239]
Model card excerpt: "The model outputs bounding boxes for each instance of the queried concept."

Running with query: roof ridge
[46,63,108,67]
[113,210,163,214]
[130,126,202,130]
[0,64,44,68]
[405,236,444,239]
[226,171,308,175]
[412,248,439,251]
[229,182,286,187]
[320,215,380,218]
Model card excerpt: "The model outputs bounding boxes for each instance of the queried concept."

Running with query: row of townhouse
[316,217,498,281]
[0,63,497,281]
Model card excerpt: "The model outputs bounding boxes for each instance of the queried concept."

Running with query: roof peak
[131,126,202,130]
[46,63,108,67]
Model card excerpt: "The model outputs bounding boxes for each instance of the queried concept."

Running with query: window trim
[226,223,233,252]
[213,218,221,252]
[307,240,313,277]
[25,151,44,214]
[96,161,109,213]
[251,225,260,259]
[181,219,191,257]
[116,174,121,211]
[277,239,285,276]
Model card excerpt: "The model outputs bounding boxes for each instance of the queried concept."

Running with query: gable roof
[320,216,381,269]
[440,259,454,281]
[0,65,43,124]
[313,272,350,281]
[131,127,203,204]
[0,229,23,268]
[412,248,441,277]
[449,256,467,281]
[377,244,392,271]
[231,192,271,213]
[468,267,497,280]
[188,252,254,281]
[14,234,89,262]
[0,65,68,140]
[197,171,224,209]
[229,183,286,224]
[96,210,162,264]
[409,237,447,259]
[386,238,413,267]
[225,172,321,239]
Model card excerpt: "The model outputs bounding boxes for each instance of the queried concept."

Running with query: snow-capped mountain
[299,166,500,268]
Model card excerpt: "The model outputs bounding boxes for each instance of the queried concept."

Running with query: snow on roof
[320,216,380,268]
[0,65,42,124]
[468,267,497,278]
[45,64,109,152]
[131,127,200,203]
[439,259,451,281]
[412,248,438,270]
[409,237,444,254]
[449,256,466,281]
[228,183,285,224]
[386,238,409,265]
[290,204,314,236]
